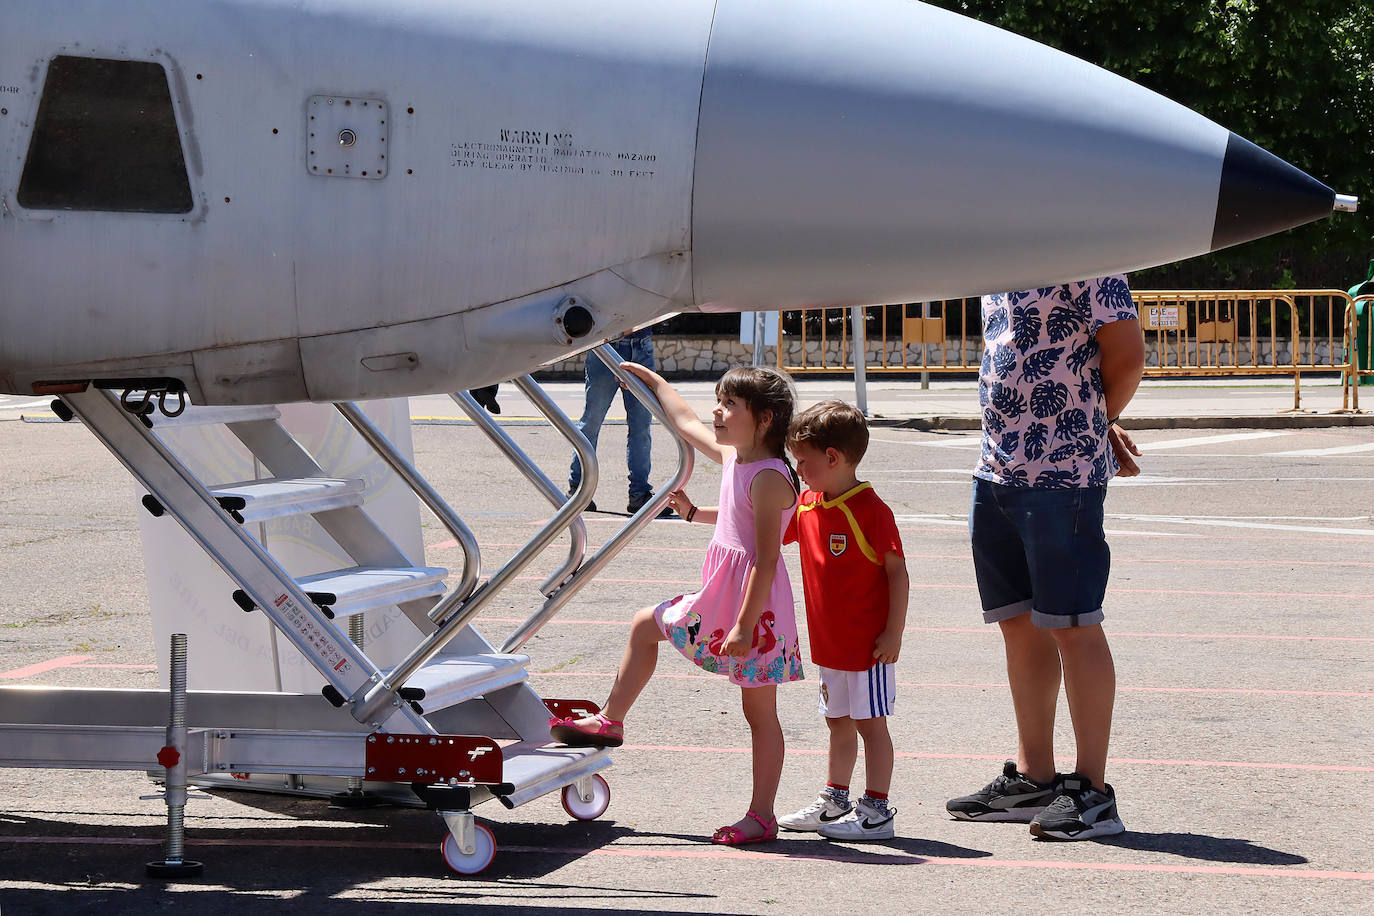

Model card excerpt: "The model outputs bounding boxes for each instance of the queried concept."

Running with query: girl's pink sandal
[549,712,624,748]
[710,810,778,846]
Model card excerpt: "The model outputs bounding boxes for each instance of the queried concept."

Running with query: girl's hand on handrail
[619,362,727,465]
[667,488,694,518]
[619,361,663,391]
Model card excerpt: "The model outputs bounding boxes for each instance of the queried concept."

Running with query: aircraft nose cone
[690,0,1342,309]
[1211,132,1336,252]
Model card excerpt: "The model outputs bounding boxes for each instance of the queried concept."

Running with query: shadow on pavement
[0,889,724,916]
[640,829,992,863]
[1099,831,1308,865]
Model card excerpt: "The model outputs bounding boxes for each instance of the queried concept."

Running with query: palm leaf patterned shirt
[976,276,1138,489]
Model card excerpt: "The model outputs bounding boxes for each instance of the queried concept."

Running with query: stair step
[396,654,530,715]
[498,740,613,809]
[151,404,282,428]
[295,566,447,618]
[210,476,366,523]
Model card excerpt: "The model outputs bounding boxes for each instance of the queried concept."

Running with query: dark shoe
[469,385,500,414]
[627,492,675,518]
[567,488,596,513]
[1028,774,1124,841]
[946,760,1058,823]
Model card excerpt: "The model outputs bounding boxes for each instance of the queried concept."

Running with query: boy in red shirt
[779,401,909,840]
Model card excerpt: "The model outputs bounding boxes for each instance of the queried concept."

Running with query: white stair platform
[210,476,366,523]
[498,741,613,808]
[397,653,530,715]
[295,565,448,618]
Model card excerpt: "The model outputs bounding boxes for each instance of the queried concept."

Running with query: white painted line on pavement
[1140,514,1372,521]
[899,473,1220,487]
[870,436,981,450]
[1139,431,1291,450]
[1110,515,1374,537]
[1106,476,1220,487]
[1267,441,1374,457]
[894,513,1181,538]
[916,468,1374,485]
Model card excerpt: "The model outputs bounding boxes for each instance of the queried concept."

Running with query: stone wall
[533,335,1342,379]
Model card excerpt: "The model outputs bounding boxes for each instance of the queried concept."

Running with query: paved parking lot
[1,399,1371,914]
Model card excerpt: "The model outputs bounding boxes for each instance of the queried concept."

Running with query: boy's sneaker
[1028,774,1124,841]
[817,798,896,841]
[777,793,852,832]
[946,760,1058,822]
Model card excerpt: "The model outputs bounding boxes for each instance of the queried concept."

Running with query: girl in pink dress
[551,363,804,845]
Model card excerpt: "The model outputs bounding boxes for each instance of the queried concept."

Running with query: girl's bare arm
[620,362,727,465]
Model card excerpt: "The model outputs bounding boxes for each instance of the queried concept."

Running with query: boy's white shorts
[818,662,896,720]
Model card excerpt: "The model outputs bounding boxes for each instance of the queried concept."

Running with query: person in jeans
[569,327,671,516]
[946,276,1144,840]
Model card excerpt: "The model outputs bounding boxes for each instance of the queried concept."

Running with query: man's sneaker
[1028,774,1124,841]
[627,492,675,518]
[946,760,1058,822]
[817,798,896,841]
[777,793,852,832]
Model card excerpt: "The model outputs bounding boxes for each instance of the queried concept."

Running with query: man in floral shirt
[946,276,1144,841]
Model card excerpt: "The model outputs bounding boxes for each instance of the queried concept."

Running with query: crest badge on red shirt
[829,533,847,556]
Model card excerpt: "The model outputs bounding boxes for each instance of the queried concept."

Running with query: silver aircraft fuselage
[0,0,1346,404]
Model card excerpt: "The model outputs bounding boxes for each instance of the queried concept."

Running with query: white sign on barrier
[1143,304,1182,330]
[739,311,780,346]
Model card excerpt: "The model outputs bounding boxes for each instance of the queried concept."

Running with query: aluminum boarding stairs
[18,346,692,874]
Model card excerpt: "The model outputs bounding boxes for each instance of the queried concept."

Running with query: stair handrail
[334,401,481,607]
[348,376,600,724]
[500,346,694,652]
[451,380,588,596]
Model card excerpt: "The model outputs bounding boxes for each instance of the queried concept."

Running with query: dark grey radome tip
[1211,133,1335,252]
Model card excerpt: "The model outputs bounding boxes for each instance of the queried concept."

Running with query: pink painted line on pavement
[431,539,705,554]
[620,745,1374,774]
[70,663,157,670]
[1,655,93,679]
[5,835,1370,880]
[898,552,1374,569]
[485,616,1374,643]
[908,582,1373,600]
[476,567,1374,600]
[432,540,1374,569]
[515,574,697,586]
[529,670,1374,699]
[893,523,1374,547]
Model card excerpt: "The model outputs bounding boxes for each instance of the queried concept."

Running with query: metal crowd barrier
[775,290,1360,412]
[1351,294,1374,412]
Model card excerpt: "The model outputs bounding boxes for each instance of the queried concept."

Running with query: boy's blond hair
[787,400,869,465]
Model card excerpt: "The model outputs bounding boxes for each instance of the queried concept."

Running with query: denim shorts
[969,477,1110,629]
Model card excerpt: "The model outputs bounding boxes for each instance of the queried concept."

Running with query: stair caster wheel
[441,822,495,875]
[561,774,611,821]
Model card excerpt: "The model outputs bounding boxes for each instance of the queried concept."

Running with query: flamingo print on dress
[751,611,778,655]
[706,628,727,656]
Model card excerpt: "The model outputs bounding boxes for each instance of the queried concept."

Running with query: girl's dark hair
[715,366,799,490]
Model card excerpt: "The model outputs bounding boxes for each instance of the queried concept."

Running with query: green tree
[929,0,1374,289]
